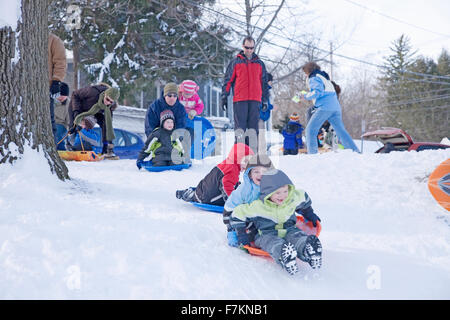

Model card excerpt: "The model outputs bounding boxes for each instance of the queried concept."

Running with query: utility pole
[330,41,334,79]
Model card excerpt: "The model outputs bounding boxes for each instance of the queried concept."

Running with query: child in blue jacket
[66,116,100,151]
[222,154,274,247]
[281,113,304,155]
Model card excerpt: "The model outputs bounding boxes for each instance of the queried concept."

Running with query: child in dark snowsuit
[230,169,322,275]
[176,143,254,206]
[281,113,304,155]
[136,109,185,168]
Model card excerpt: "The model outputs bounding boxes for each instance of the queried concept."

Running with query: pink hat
[179,80,199,94]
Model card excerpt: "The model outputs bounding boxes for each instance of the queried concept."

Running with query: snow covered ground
[0,136,449,299]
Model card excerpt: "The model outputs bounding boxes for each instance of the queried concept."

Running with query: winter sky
[215,0,450,82]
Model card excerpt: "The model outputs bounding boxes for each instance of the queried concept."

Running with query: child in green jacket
[136,109,186,168]
[230,169,322,275]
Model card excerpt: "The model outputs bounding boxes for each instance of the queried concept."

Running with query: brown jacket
[48,33,67,84]
[69,84,118,115]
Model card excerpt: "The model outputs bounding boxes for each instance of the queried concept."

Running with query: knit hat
[60,82,69,96]
[160,109,175,126]
[104,87,120,101]
[290,113,300,122]
[179,80,199,94]
[82,116,97,130]
[246,154,274,169]
[163,82,178,96]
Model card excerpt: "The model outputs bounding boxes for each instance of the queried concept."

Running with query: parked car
[362,127,449,153]
[55,124,145,159]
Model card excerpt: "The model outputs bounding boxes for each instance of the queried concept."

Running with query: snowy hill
[0,141,449,299]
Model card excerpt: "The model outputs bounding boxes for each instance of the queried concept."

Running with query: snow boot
[280,242,298,275]
[176,187,196,202]
[103,143,119,160]
[302,235,322,269]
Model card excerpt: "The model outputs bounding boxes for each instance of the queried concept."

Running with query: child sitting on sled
[222,154,274,247]
[136,110,186,168]
[178,80,205,120]
[176,143,254,206]
[66,116,100,151]
[230,169,322,275]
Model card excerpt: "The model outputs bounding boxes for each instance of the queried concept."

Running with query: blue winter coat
[304,69,340,111]
[282,121,304,150]
[145,96,187,136]
[224,166,261,212]
[74,128,100,148]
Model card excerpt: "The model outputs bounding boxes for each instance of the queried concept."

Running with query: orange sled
[428,158,450,211]
[58,150,104,162]
[243,216,322,257]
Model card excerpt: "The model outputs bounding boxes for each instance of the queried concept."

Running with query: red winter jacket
[222,52,269,103]
[217,143,255,196]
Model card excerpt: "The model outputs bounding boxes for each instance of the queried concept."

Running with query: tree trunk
[0,0,69,180]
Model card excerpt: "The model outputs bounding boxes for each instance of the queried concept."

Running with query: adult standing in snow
[221,36,269,150]
[67,83,120,158]
[300,62,359,154]
[145,82,187,137]
[48,33,67,143]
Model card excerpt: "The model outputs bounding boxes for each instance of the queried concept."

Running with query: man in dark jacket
[221,36,269,149]
[67,83,119,157]
[145,82,187,137]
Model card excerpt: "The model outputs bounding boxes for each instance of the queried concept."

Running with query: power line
[341,0,450,39]
[179,0,450,83]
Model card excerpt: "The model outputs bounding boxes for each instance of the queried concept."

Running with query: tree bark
[0,0,69,180]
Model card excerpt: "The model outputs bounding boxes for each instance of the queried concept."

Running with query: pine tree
[377,35,450,141]
[49,0,232,107]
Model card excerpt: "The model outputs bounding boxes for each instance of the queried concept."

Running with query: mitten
[68,125,81,135]
[188,110,197,120]
[299,207,321,227]
[136,159,143,170]
[236,230,250,246]
[221,98,228,111]
[227,231,238,247]
[261,102,268,112]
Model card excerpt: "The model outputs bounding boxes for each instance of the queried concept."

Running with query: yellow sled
[58,150,104,162]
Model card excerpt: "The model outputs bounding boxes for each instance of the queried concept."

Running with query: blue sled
[142,161,192,172]
[185,116,216,160]
[191,202,224,214]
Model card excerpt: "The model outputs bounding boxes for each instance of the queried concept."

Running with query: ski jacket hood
[259,169,294,201]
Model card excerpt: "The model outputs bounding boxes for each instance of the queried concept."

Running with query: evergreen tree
[49,0,233,107]
[377,35,449,141]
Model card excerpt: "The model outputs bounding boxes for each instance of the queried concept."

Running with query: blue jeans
[305,108,360,154]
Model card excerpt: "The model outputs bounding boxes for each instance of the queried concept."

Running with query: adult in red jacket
[221,36,269,148]
[176,143,254,206]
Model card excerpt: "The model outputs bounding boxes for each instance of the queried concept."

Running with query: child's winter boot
[302,235,322,269]
[176,187,196,202]
[280,242,298,275]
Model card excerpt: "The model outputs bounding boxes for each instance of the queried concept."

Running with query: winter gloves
[227,231,238,247]
[136,159,143,170]
[188,110,197,120]
[261,102,269,112]
[68,124,82,135]
[221,97,228,111]
[297,206,321,227]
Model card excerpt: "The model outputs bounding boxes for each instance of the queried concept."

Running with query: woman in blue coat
[300,62,359,154]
